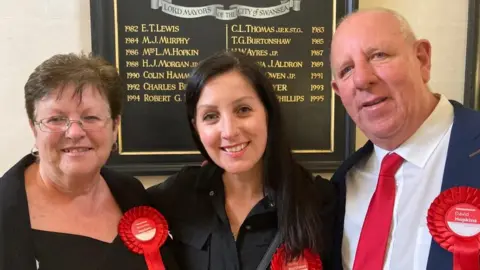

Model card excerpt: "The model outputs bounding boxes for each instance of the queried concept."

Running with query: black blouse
[32,230,154,270]
[147,163,336,270]
[0,154,179,270]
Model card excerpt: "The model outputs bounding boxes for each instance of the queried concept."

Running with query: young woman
[148,51,335,269]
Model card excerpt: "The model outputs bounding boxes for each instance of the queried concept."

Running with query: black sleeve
[101,167,151,208]
[314,175,337,270]
[146,166,200,219]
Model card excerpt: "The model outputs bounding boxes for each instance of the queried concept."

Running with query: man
[330,8,480,270]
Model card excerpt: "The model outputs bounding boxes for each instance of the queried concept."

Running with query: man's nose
[353,61,378,90]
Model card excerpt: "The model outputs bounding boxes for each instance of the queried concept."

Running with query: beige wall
[0,1,91,173]
[0,0,470,187]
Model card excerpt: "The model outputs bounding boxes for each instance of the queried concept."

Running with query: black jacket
[148,163,336,270]
[0,154,178,270]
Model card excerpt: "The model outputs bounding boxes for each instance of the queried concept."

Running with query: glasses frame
[34,116,111,133]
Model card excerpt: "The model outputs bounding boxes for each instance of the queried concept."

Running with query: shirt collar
[374,94,454,168]
[195,163,276,208]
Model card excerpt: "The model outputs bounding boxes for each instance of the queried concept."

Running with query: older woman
[0,53,178,270]
[148,51,336,269]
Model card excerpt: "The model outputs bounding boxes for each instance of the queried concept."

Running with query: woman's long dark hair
[185,51,324,259]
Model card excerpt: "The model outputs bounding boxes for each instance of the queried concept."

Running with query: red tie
[352,152,404,270]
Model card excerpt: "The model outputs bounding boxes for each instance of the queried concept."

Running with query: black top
[0,154,179,270]
[147,163,335,270]
[32,229,167,270]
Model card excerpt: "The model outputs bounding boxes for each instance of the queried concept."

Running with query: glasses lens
[38,117,108,132]
[81,118,106,130]
[40,117,68,132]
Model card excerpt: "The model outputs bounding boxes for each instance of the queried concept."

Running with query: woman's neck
[33,163,105,213]
[222,163,265,240]
[25,163,121,242]
[222,163,264,200]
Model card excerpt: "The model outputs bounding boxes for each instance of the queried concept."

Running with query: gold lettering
[245,24,275,33]
[310,95,325,102]
[166,71,189,79]
[310,73,324,79]
[277,95,304,103]
[231,24,246,33]
[178,82,187,90]
[266,72,287,79]
[126,84,140,91]
[125,61,139,68]
[311,26,325,33]
[124,37,139,44]
[311,38,324,45]
[142,48,199,56]
[142,59,197,68]
[141,24,180,32]
[230,48,268,57]
[231,36,291,45]
[174,94,184,102]
[276,27,303,33]
[310,50,324,56]
[142,36,190,44]
[125,49,139,56]
[126,72,140,79]
[143,71,164,79]
[124,25,139,32]
[126,95,141,102]
[143,83,177,91]
[144,94,171,102]
[232,24,282,33]
[272,84,288,91]
[267,60,303,68]
[310,85,325,91]
[311,61,324,68]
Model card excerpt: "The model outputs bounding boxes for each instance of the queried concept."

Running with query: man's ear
[332,80,340,96]
[414,39,432,83]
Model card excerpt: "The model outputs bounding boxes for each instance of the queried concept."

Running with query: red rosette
[118,206,169,270]
[271,245,322,270]
[427,186,480,270]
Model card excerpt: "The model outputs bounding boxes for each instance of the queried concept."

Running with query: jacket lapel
[331,141,373,270]
[101,167,149,212]
[427,101,480,270]
[0,155,37,270]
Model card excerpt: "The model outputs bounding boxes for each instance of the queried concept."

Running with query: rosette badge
[271,245,322,270]
[427,186,480,270]
[119,206,169,270]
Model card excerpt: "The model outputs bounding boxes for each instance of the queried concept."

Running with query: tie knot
[380,152,404,177]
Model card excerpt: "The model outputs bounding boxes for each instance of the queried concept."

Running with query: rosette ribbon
[427,186,480,270]
[119,206,169,270]
[271,244,322,270]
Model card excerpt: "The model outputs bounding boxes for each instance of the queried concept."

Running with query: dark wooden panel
[464,0,480,109]
[90,0,358,175]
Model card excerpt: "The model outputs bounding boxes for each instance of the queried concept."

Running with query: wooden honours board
[90,0,358,175]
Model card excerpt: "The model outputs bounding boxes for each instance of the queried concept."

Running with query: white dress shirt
[342,95,454,270]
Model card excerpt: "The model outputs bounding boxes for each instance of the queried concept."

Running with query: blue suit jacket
[331,101,480,270]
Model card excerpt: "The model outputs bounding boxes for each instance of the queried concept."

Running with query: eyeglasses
[34,116,111,132]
